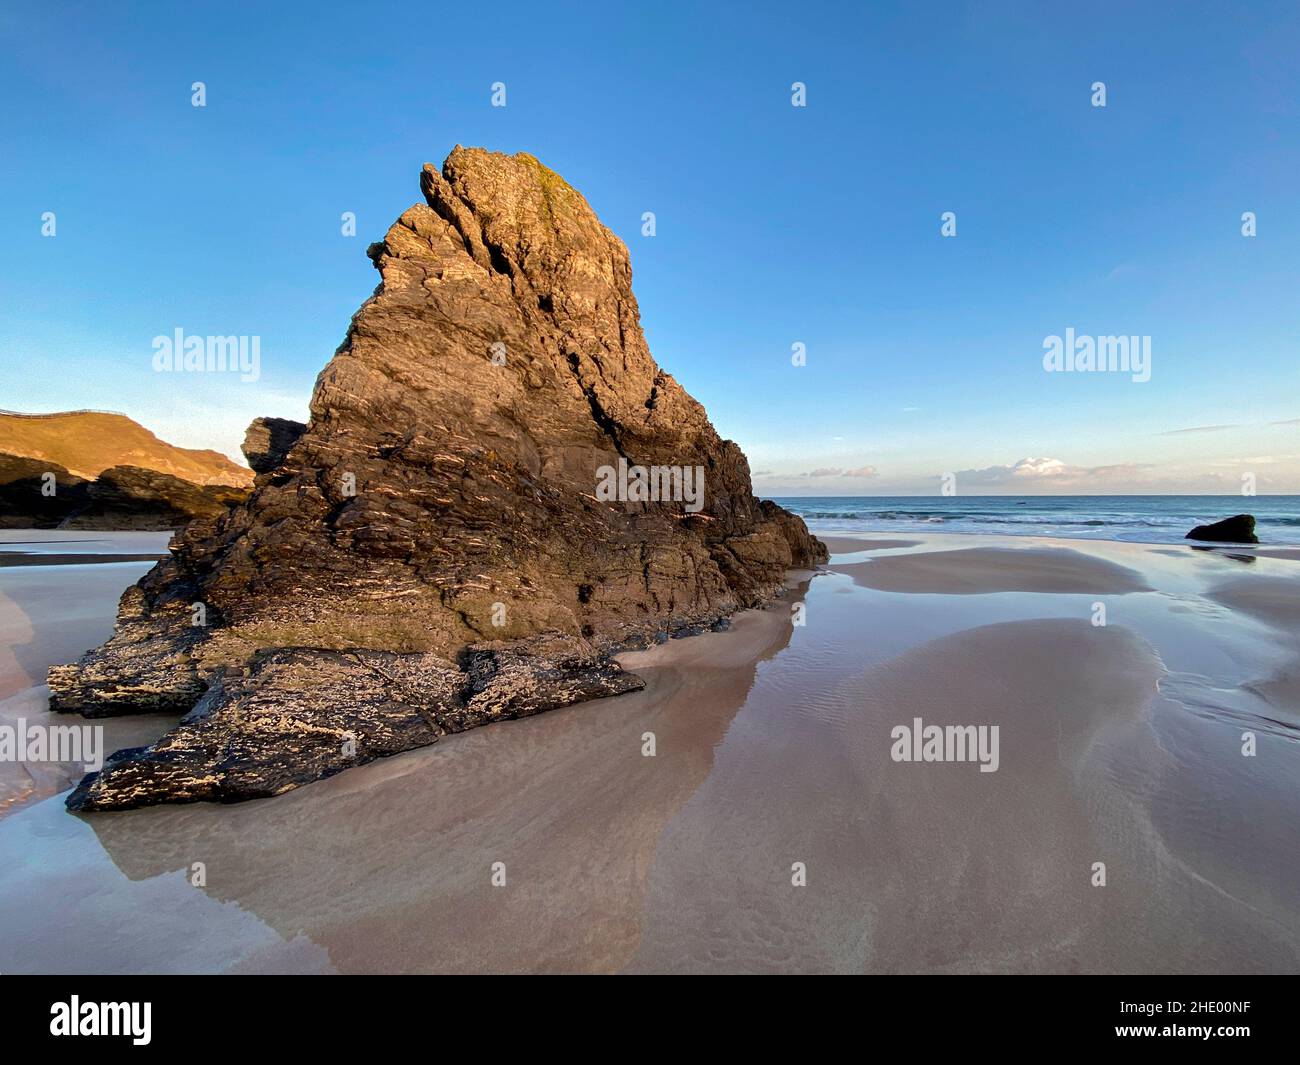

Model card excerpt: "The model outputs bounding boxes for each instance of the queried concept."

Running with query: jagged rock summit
[52,146,826,811]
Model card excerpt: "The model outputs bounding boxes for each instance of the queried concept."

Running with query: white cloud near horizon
[755,464,878,482]
[952,456,1152,486]
[754,453,1300,495]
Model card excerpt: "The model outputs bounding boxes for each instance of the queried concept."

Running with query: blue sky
[2,0,1297,493]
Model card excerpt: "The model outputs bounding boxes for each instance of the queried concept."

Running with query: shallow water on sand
[0,531,1297,973]
[0,533,174,814]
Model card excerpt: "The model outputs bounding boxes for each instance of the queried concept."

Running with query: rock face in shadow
[1186,514,1259,544]
[52,146,826,811]
[62,466,251,530]
[241,417,307,474]
[0,454,248,530]
[0,453,88,527]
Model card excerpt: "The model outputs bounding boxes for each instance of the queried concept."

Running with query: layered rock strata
[52,147,826,810]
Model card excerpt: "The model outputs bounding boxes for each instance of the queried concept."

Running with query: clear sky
[2,0,1297,494]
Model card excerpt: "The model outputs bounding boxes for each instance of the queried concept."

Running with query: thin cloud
[753,464,878,482]
[1160,424,1240,436]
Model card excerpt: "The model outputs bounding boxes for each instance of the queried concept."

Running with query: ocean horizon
[772,494,1300,545]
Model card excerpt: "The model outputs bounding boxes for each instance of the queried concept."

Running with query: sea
[771,495,1300,546]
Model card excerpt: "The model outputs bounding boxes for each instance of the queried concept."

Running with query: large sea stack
[51,147,826,811]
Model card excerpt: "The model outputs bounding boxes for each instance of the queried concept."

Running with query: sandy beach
[0,532,173,815]
[0,529,1297,972]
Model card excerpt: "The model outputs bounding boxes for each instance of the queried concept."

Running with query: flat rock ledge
[65,634,643,812]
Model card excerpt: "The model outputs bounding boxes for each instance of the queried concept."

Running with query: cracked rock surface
[67,636,643,810]
[52,146,825,811]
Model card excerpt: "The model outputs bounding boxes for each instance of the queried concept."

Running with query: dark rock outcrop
[0,453,88,528]
[47,583,211,716]
[1186,514,1259,544]
[1,454,249,530]
[242,417,307,474]
[61,466,251,530]
[66,635,642,810]
[52,146,826,811]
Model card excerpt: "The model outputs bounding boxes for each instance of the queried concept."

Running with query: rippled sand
[0,531,1297,972]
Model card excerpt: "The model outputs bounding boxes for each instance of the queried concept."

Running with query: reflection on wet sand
[626,619,1300,973]
[0,559,171,814]
[78,585,809,974]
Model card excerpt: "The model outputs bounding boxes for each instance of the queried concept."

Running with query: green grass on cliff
[517,152,575,225]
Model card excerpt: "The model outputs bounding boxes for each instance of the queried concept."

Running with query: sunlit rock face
[50,147,825,810]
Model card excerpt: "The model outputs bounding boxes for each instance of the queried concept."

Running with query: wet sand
[1241,547,1300,563]
[819,536,920,554]
[0,532,173,814]
[833,544,1151,594]
[0,531,1297,972]
[1205,575,1300,722]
